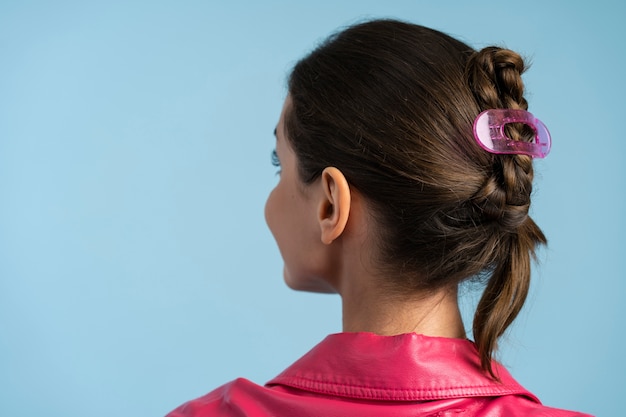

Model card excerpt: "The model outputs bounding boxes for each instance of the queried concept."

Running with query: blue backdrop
[1,1,623,416]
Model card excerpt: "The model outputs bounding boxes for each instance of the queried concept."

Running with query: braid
[466,47,547,379]
[467,46,528,111]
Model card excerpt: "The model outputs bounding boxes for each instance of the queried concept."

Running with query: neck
[322,190,466,339]
[340,281,466,339]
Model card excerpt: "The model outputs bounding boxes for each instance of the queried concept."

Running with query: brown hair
[285,19,546,378]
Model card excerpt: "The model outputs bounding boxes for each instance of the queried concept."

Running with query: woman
[167,19,592,416]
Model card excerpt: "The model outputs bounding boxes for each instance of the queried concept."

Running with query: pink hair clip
[472,109,551,158]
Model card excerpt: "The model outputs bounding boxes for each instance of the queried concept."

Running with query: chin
[283,269,338,294]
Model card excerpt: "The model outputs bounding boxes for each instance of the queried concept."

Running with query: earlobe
[318,167,351,245]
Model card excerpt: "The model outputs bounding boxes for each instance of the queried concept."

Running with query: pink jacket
[166,332,592,416]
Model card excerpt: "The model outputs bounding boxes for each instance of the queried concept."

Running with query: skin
[265,96,466,339]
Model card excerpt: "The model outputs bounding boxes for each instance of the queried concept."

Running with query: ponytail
[467,47,547,378]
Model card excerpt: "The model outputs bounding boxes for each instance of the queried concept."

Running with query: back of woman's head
[285,19,546,378]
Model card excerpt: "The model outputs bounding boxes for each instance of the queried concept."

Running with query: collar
[266,332,540,402]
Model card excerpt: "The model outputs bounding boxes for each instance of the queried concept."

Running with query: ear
[318,167,351,245]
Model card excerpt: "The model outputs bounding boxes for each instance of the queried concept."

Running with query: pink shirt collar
[267,332,540,403]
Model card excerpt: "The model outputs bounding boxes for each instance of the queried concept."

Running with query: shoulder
[165,378,267,417]
[479,394,594,417]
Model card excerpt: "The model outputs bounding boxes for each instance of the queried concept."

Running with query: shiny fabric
[166,332,592,416]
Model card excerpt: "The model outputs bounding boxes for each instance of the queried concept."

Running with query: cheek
[264,186,280,239]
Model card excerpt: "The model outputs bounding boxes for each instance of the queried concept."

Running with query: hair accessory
[472,109,551,158]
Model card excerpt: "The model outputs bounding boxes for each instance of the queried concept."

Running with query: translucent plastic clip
[472,109,551,158]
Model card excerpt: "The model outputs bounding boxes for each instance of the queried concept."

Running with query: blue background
[1,1,623,416]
